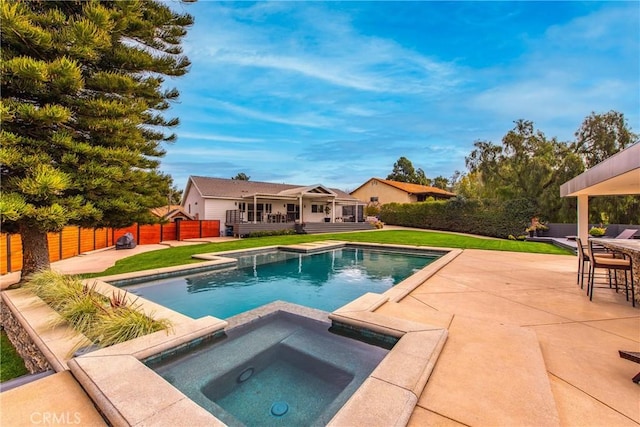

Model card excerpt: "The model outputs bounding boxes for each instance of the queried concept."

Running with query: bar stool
[587,239,635,307]
[575,237,613,290]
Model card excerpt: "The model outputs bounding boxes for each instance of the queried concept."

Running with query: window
[311,204,324,213]
[370,197,378,202]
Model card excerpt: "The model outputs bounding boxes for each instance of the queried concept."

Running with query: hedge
[379,197,536,239]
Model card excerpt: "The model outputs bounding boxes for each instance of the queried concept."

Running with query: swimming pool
[121,246,441,319]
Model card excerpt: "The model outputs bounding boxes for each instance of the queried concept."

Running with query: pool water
[148,309,389,426]
[123,247,439,319]
[202,345,351,426]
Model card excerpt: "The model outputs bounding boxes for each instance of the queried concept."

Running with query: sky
[160,1,640,192]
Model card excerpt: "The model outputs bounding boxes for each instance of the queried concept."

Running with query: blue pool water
[123,247,439,319]
[147,308,389,426]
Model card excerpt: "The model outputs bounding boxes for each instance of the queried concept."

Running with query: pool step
[283,240,347,253]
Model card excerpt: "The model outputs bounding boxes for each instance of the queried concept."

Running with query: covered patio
[225,184,365,225]
[560,142,640,242]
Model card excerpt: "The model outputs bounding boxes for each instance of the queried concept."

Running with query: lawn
[0,331,28,382]
[86,229,573,277]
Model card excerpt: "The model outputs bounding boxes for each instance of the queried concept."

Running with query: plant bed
[24,271,171,352]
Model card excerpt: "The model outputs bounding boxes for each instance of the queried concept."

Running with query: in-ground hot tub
[145,305,391,426]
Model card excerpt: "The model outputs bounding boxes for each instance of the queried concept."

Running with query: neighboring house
[182,176,367,235]
[150,205,194,222]
[350,178,456,205]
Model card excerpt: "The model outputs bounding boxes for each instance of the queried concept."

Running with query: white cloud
[185,2,462,96]
[204,99,340,128]
[178,132,264,143]
[467,3,639,139]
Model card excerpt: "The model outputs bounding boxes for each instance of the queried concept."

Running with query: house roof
[150,205,194,220]
[352,178,456,198]
[185,176,358,201]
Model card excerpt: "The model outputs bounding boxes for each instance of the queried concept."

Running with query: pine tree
[0,0,194,279]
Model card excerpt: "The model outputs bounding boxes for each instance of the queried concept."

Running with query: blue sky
[161,1,639,192]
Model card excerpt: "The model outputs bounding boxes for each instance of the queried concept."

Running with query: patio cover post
[331,199,335,223]
[577,195,589,242]
[299,195,303,223]
[560,142,640,241]
[253,195,257,224]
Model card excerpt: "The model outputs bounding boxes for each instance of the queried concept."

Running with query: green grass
[84,230,573,277]
[1,331,29,382]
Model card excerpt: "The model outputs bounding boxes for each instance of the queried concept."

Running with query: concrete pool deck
[1,243,639,426]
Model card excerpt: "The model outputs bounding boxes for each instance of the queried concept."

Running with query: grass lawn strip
[0,330,29,382]
[86,230,572,277]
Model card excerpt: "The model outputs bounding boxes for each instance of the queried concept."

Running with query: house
[182,176,371,236]
[350,178,456,205]
[150,205,194,222]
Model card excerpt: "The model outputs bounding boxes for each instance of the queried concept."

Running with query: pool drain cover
[270,401,289,417]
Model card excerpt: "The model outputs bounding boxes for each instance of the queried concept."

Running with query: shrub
[247,229,296,238]
[364,204,380,217]
[379,197,536,239]
[589,226,607,237]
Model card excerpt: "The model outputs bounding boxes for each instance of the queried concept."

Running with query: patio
[1,244,638,426]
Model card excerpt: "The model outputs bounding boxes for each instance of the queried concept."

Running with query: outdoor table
[596,238,640,304]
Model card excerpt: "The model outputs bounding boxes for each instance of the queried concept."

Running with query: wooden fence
[0,220,220,275]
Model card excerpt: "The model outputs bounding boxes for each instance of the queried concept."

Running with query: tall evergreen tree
[387,156,430,185]
[231,172,250,181]
[0,0,194,279]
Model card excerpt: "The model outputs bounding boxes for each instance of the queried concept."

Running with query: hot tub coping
[68,302,448,427]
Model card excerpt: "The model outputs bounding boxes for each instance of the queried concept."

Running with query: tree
[462,112,637,223]
[465,120,583,221]
[574,111,638,168]
[432,176,449,190]
[573,111,639,224]
[168,185,183,205]
[0,1,194,279]
[231,172,250,181]
[387,157,430,185]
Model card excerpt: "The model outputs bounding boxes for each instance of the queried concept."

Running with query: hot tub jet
[237,367,254,383]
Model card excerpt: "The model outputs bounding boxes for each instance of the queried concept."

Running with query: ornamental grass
[25,270,171,349]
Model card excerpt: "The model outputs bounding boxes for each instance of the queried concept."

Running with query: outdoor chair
[575,237,613,289]
[586,239,635,307]
[615,228,638,239]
